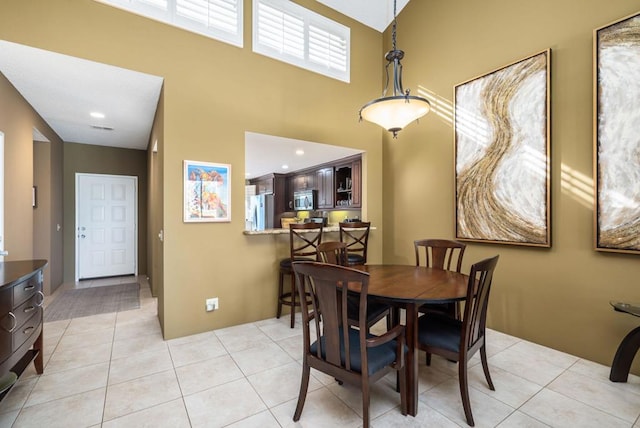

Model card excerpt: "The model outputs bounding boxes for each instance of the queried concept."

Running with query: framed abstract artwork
[455,50,551,247]
[594,12,640,254]
[183,160,231,223]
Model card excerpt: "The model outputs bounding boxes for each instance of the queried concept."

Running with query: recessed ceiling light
[295,149,304,155]
[282,164,289,170]
[90,112,105,119]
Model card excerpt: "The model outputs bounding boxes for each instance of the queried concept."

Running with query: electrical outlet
[206,297,219,312]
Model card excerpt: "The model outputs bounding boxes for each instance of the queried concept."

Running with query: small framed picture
[183,160,231,223]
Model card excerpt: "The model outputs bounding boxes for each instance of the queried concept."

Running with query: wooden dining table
[350,264,470,417]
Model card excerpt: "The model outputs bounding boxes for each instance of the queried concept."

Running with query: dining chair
[414,239,467,319]
[316,241,348,266]
[417,254,499,427]
[291,261,407,428]
[339,221,371,266]
[277,223,323,328]
[317,241,393,333]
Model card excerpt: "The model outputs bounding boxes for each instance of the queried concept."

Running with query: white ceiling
[245,132,362,179]
[0,40,163,150]
[0,0,408,166]
[317,0,410,32]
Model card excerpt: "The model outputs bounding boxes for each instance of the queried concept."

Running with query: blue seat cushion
[347,254,366,264]
[417,312,462,354]
[280,257,314,268]
[310,327,403,375]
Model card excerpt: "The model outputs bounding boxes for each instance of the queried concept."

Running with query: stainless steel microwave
[293,190,316,211]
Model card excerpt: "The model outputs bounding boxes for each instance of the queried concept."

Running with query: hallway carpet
[43,283,140,322]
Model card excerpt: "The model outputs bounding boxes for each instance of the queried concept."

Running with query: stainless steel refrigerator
[249,194,274,231]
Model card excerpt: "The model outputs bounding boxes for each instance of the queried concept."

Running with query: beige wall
[34,140,64,295]
[0,72,64,291]
[383,0,640,374]
[147,88,165,327]
[62,142,148,281]
[6,0,635,376]
[0,0,385,339]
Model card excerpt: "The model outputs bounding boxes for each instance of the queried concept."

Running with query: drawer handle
[23,306,35,313]
[36,291,45,307]
[23,326,34,335]
[24,285,35,291]
[7,312,16,333]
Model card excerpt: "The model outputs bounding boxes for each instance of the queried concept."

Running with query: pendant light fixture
[359,0,430,138]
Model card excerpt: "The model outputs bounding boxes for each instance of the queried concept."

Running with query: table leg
[610,325,640,382]
[405,303,418,416]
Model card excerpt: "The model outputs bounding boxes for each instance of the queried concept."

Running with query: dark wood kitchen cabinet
[334,156,361,208]
[316,167,334,209]
[251,175,273,195]
[281,154,362,212]
[286,173,315,210]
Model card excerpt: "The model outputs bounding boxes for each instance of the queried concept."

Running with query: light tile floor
[0,276,639,427]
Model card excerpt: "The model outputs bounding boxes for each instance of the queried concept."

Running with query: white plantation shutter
[309,24,347,72]
[137,0,167,9]
[253,0,350,82]
[175,0,239,35]
[94,0,242,47]
[256,2,304,58]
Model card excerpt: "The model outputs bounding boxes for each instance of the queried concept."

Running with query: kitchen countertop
[243,225,375,235]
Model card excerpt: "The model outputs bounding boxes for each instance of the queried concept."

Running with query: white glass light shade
[360,95,431,133]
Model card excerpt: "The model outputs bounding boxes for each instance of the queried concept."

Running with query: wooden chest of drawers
[0,260,47,398]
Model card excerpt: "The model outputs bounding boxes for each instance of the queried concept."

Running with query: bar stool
[339,221,371,266]
[277,223,323,328]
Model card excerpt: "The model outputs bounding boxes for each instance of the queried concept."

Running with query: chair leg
[399,366,407,416]
[290,272,296,328]
[480,345,495,390]
[277,270,284,319]
[362,379,371,428]
[293,362,311,421]
[458,361,474,427]
[426,352,432,366]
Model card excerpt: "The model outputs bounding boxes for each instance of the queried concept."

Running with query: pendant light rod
[386,0,404,97]
[359,0,430,138]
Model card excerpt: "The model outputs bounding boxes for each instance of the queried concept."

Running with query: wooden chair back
[339,222,371,265]
[289,223,323,260]
[294,262,369,369]
[462,255,499,352]
[317,241,348,266]
[292,261,407,427]
[417,254,499,426]
[414,239,466,272]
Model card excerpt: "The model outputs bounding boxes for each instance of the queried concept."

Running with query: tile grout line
[165,333,195,427]
[101,310,118,425]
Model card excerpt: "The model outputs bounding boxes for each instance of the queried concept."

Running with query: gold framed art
[455,50,551,247]
[594,11,640,254]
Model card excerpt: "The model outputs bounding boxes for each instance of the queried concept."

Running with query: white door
[0,131,4,261]
[76,173,137,280]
